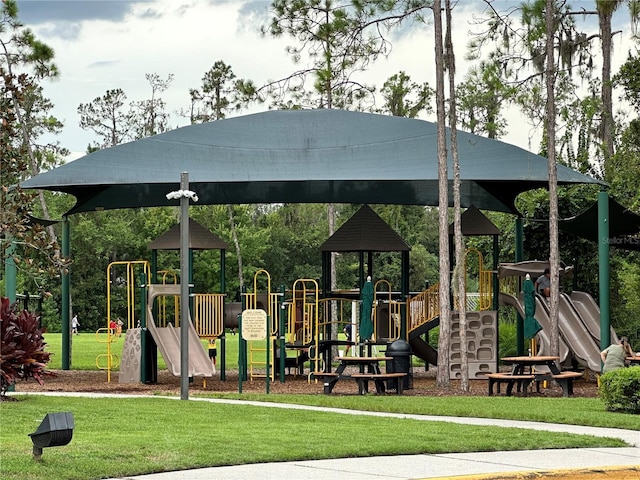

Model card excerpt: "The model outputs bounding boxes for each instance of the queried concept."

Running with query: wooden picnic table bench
[312,356,398,394]
[485,370,583,397]
[311,372,339,394]
[549,371,583,396]
[350,372,407,395]
[485,373,537,396]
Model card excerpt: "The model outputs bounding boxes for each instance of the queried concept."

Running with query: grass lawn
[0,395,628,480]
[46,331,244,371]
[2,333,633,480]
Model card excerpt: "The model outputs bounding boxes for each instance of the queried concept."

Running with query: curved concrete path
[15,392,640,479]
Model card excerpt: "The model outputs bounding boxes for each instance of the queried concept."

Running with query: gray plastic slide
[499,292,570,367]
[556,293,602,373]
[146,285,214,378]
[570,291,619,347]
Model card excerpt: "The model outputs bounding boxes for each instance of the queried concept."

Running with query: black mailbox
[29,412,75,460]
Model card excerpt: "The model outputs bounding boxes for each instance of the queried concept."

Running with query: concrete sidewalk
[16,393,640,480]
[114,448,639,480]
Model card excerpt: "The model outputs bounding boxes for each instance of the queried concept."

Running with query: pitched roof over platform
[21,109,604,215]
[448,205,500,236]
[320,205,410,252]
[148,217,228,250]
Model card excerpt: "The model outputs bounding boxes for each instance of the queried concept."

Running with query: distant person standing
[116,318,124,337]
[109,318,117,336]
[343,323,353,356]
[208,339,217,373]
[71,315,80,335]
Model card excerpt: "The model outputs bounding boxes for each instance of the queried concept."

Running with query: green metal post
[189,248,194,314]
[598,190,611,350]
[4,240,17,303]
[151,250,157,283]
[140,273,148,383]
[279,285,286,382]
[514,217,524,356]
[492,236,499,311]
[61,217,71,370]
[241,285,247,381]
[220,249,226,381]
[266,314,270,394]
[401,251,409,339]
[238,313,243,393]
[145,256,158,384]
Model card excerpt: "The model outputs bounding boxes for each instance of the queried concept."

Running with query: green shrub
[0,297,52,398]
[598,366,640,414]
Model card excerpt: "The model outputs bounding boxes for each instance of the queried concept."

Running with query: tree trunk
[599,8,615,165]
[433,0,451,387]
[227,205,244,292]
[445,0,468,392]
[546,0,560,358]
[328,202,337,356]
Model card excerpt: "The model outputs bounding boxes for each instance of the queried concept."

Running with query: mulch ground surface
[13,367,600,398]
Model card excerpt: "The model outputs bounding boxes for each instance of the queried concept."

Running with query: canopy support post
[598,189,610,351]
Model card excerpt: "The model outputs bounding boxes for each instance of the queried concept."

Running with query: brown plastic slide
[570,291,619,347]
[499,292,570,367]
[556,293,601,372]
[146,285,214,378]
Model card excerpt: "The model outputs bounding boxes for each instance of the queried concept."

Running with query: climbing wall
[118,327,142,383]
[449,310,497,380]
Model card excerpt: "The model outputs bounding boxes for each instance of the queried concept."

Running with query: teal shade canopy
[21,109,604,216]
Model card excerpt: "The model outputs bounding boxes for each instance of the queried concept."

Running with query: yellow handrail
[95,327,119,383]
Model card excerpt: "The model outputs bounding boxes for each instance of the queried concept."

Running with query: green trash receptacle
[386,339,413,390]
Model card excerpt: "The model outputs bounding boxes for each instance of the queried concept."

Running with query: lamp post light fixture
[166,173,198,400]
[28,412,75,461]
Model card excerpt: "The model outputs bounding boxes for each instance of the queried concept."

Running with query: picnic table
[486,356,582,397]
[313,356,406,395]
[626,356,640,366]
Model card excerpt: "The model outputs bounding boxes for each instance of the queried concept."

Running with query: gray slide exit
[409,337,438,366]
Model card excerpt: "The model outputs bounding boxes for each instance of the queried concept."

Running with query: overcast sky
[13,0,637,160]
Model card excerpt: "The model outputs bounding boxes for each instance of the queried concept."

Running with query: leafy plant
[0,297,52,398]
[598,366,640,414]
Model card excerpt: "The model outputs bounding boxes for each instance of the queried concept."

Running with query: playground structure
[107,257,494,385]
[106,259,224,384]
[498,261,619,374]
[103,207,616,387]
[21,108,638,383]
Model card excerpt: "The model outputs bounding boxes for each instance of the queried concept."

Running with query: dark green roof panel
[320,205,410,252]
[21,109,604,215]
